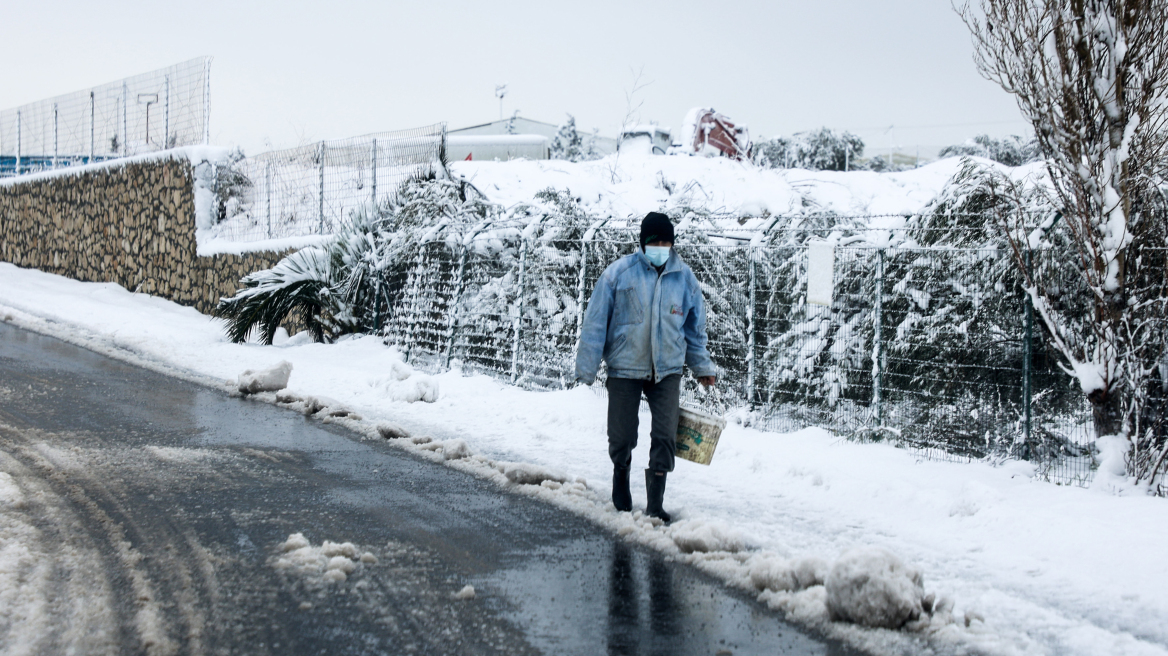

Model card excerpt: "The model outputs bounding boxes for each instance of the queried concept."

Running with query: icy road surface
[0,322,855,656]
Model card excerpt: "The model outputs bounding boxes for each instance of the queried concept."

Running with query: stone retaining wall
[0,156,285,315]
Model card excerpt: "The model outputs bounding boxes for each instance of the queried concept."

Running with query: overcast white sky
[1,0,1029,158]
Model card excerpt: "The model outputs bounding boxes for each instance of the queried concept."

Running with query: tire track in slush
[0,424,200,655]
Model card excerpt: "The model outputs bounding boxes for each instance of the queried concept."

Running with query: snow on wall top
[0,146,232,188]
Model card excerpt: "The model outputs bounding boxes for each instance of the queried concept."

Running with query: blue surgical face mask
[645,245,671,266]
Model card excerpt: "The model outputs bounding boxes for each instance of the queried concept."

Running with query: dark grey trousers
[605,374,680,473]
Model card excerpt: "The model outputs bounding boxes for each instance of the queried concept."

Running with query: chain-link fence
[0,58,210,177]
[203,124,447,242]
[368,219,1137,486]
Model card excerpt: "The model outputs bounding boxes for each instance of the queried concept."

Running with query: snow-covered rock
[497,461,570,486]
[375,421,410,439]
[825,548,926,629]
[237,360,293,394]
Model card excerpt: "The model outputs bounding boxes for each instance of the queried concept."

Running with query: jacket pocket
[605,333,628,361]
[613,287,643,326]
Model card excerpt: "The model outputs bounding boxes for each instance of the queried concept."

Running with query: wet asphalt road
[0,322,853,656]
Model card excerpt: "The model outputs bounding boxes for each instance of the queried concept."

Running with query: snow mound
[367,358,439,403]
[273,533,377,584]
[390,375,439,403]
[747,554,829,592]
[668,519,748,554]
[438,439,471,460]
[274,391,360,418]
[387,359,414,381]
[418,438,472,460]
[282,330,314,347]
[0,472,24,507]
[452,585,476,600]
[825,548,926,629]
[498,461,570,485]
[375,421,410,439]
[374,374,439,403]
[237,360,293,394]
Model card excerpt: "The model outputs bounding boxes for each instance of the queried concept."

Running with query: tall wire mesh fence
[368,220,1137,486]
[203,124,447,242]
[1,58,210,177]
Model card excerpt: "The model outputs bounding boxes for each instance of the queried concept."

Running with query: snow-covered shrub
[883,160,1086,458]
[213,148,252,224]
[938,134,1040,167]
[753,214,875,423]
[216,246,337,344]
[219,174,494,345]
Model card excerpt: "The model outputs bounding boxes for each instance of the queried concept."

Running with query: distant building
[448,116,617,161]
[446,134,550,162]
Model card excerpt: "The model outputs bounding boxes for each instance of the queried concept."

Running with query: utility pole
[495,85,507,120]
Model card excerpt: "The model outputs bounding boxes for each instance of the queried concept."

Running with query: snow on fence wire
[0,58,210,178]
[204,124,447,242]
[374,220,1119,486]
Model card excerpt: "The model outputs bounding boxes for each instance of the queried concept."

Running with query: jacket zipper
[650,266,662,382]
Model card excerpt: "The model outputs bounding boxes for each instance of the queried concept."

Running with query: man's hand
[698,376,716,388]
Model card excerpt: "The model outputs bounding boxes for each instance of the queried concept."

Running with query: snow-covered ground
[449,152,989,229]
[1,262,1165,656]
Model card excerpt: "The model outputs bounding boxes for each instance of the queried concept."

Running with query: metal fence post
[202,57,211,145]
[122,82,128,155]
[265,161,272,238]
[371,138,378,211]
[746,246,757,407]
[89,91,95,163]
[511,236,529,384]
[14,110,20,175]
[1023,248,1034,447]
[872,248,885,428]
[318,141,326,233]
[52,103,58,169]
[164,74,170,148]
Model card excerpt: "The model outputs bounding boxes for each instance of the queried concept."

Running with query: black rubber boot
[612,466,632,511]
[645,469,671,523]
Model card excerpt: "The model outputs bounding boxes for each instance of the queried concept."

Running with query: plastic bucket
[675,406,726,466]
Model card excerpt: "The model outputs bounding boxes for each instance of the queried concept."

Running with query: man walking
[574,212,717,523]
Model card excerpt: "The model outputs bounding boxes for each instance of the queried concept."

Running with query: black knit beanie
[639,212,675,250]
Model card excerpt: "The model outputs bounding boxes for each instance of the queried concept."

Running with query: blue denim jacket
[575,249,717,384]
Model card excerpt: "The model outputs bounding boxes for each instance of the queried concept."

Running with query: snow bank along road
[0,322,852,656]
[2,263,1168,656]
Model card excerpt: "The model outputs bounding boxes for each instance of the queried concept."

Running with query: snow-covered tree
[754,129,865,171]
[798,128,865,171]
[962,0,1168,489]
[582,128,606,161]
[550,115,584,162]
[753,137,793,169]
[939,134,1041,166]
